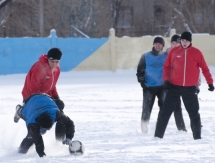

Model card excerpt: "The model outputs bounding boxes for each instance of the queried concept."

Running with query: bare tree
[0,0,12,9]
[0,0,13,37]
[111,0,121,36]
[1,0,215,37]
[163,0,215,35]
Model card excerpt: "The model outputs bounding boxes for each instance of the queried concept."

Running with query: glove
[38,151,46,157]
[163,80,171,89]
[208,84,214,91]
[62,138,71,145]
[53,98,65,110]
[196,86,200,94]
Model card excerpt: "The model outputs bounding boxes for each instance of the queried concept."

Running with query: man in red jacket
[15,48,65,140]
[21,48,62,100]
[154,31,214,140]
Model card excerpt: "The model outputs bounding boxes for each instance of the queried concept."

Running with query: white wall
[74,29,215,71]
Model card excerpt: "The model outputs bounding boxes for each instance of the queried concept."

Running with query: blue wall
[0,30,108,75]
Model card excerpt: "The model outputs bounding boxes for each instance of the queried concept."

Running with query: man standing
[136,36,186,133]
[154,31,214,139]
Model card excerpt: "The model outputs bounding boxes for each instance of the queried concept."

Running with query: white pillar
[170,28,176,38]
[109,28,116,72]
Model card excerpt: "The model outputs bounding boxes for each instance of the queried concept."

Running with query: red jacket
[163,44,213,86]
[22,54,60,100]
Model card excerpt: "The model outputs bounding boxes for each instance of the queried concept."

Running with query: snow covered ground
[0,67,215,163]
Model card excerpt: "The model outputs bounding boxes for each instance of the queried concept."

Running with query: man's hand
[196,86,200,94]
[208,84,214,91]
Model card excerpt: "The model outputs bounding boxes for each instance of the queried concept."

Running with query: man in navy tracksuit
[14,93,75,157]
[136,37,186,133]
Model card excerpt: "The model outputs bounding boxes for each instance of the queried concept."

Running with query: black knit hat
[181,31,192,42]
[171,34,180,43]
[153,37,165,46]
[47,48,62,60]
[37,113,52,129]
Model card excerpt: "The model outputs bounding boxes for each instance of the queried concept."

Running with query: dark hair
[153,37,165,46]
[47,48,62,60]
[181,31,192,42]
[37,113,52,129]
[171,34,180,43]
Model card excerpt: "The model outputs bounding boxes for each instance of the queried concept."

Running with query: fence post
[169,28,176,38]
[109,28,116,72]
[50,29,57,47]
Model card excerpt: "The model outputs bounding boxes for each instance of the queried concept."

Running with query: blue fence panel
[0,30,108,75]
[0,38,49,75]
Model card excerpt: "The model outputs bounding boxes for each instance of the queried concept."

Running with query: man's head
[37,113,52,129]
[180,31,192,49]
[170,34,180,48]
[47,48,62,69]
[153,36,165,52]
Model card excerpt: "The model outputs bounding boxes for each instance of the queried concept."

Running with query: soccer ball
[69,140,85,156]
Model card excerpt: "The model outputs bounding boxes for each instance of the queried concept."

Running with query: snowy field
[0,67,215,163]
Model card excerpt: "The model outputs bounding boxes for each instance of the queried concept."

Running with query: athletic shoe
[14,104,22,123]
[141,121,148,133]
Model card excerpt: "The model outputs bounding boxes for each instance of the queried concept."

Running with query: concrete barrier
[76,28,215,72]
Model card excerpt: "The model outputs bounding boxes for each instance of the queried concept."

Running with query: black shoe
[14,104,22,123]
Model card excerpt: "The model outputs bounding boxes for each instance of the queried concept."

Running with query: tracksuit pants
[154,85,201,139]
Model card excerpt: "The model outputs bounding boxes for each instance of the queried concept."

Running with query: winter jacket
[163,44,213,86]
[21,94,75,157]
[136,48,167,87]
[22,54,60,100]
[21,94,58,127]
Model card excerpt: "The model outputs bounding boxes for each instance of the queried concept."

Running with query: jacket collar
[151,47,164,56]
[181,43,192,49]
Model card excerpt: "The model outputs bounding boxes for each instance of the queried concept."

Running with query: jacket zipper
[46,70,54,93]
[183,49,187,86]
